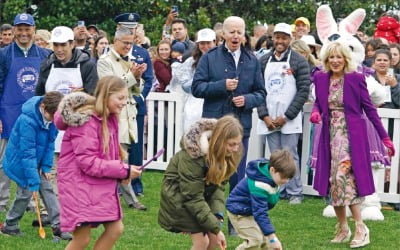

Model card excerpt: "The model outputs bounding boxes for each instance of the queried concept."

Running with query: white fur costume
[316,5,386,221]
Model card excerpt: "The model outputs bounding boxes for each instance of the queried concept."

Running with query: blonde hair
[321,42,356,73]
[291,39,318,67]
[94,76,128,159]
[205,115,243,185]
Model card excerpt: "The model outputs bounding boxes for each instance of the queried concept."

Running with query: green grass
[1,171,399,249]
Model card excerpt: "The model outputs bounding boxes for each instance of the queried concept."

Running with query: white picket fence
[145,93,400,203]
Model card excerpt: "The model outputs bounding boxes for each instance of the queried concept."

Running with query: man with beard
[0,13,50,213]
[257,23,310,205]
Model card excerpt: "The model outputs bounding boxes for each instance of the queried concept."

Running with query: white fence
[145,93,400,203]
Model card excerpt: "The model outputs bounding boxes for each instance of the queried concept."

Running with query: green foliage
[1,0,400,43]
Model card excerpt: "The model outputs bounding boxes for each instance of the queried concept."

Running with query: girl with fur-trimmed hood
[54,76,141,249]
[158,115,243,250]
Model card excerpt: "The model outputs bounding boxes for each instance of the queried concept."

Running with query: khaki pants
[227,211,271,250]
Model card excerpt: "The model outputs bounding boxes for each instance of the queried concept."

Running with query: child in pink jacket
[55,76,141,249]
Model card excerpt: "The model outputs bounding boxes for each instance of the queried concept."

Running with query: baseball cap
[114,13,140,29]
[274,23,292,37]
[300,35,321,48]
[294,17,310,29]
[49,26,74,43]
[196,28,216,43]
[87,24,99,33]
[13,13,35,26]
[171,42,185,54]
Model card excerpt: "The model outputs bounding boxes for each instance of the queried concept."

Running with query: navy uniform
[114,13,154,195]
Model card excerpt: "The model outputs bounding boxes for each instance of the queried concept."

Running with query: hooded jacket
[2,96,57,191]
[35,48,98,95]
[158,118,226,234]
[54,92,130,232]
[226,159,280,236]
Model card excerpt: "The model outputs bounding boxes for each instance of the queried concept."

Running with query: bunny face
[317,5,366,66]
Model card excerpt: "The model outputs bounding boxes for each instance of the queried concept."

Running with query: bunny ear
[339,8,366,35]
[316,5,338,43]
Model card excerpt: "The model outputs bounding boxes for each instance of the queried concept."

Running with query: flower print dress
[328,78,364,206]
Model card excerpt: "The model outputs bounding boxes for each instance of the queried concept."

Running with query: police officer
[0,13,51,212]
[114,13,154,197]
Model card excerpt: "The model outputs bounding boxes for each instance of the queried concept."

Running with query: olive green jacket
[158,118,225,234]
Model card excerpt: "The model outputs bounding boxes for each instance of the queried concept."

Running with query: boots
[331,222,351,243]
[350,221,370,248]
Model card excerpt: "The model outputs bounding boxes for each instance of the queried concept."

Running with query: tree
[2,0,399,44]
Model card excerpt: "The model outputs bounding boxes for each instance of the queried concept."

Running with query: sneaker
[32,214,51,227]
[129,202,147,211]
[52,227,73,240]
[0,224,23,236]
[136,192,144,197]
[289,196,303,205]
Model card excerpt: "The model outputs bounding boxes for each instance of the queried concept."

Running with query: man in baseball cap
[257,22,310,205]
[294,17,311,40]
[0,12,50,232]
[36,25,98,95]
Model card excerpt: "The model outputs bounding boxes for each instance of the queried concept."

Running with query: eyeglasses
[117,39,134,47]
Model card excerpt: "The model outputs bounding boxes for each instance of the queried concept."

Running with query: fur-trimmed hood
[58,92,96,127]
[182,118,217,159]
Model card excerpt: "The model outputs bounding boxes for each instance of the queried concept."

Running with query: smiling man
[257,23,310,205]
[0,13,51,213]
[97,26,147,211]
[36,26,98,96]
[192,17,266,234]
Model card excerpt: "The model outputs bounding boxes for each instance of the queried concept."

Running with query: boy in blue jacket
[0,92,71,240]
[226,150,296,250]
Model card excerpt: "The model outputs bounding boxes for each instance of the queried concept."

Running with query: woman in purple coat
[310,42,395,249]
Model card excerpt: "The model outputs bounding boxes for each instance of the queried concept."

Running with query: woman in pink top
[55,76,141,249]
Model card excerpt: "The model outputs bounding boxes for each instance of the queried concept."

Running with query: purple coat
[55,111,129,232]
[312,71,389,197]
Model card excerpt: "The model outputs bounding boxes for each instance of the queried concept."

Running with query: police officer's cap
[114,13,140,29]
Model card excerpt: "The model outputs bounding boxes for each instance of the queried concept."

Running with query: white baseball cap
[274,23,292,37]
[300,35,321,48]
[196,28,216,42]
[49,26,74,43]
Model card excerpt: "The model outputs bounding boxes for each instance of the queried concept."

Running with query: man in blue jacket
[0,13,50,212]
[192,16,266,196]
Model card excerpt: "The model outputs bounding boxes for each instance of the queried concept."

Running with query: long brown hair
[93,76,128,159]
[155,40,171,66]
[205,115,243,185]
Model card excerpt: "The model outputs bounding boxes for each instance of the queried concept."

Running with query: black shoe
[129,202,147,211]
[32,214,51,227]
[52,227,72,240]
[0,223,23,236]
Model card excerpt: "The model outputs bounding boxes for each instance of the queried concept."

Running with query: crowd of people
[0,5,398,250]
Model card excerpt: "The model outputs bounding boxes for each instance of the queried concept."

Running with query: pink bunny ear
[339,8,366,35]
[316,5,338,43]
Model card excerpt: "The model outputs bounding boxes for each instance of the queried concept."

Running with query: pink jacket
[55,93,130,232]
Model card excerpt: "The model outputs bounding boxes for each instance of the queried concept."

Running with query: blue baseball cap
[13,13,35,26]
[114,13,140,29]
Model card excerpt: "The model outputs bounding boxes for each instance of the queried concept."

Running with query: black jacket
[257,48,310,120]
[36,49,98,95]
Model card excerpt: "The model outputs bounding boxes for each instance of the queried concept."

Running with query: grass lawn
[1,170,399,249]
